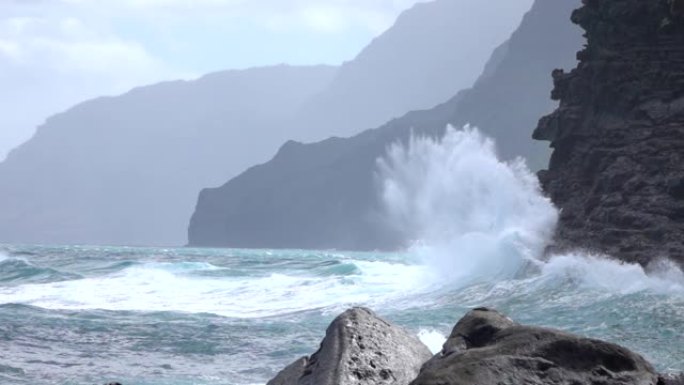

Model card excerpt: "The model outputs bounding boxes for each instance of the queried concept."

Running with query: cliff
[188,0,583,250]
[534,0,684,266]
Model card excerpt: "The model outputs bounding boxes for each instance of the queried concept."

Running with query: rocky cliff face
[534,0,684,266]
[188,0,583,250]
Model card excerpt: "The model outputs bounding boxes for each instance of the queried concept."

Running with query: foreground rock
[267,307,431,385]
[661,373,684,385]
[412,308,658,385]
[534,0,684,266]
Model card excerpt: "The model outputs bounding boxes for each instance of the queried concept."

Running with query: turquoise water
[0,244,682,385]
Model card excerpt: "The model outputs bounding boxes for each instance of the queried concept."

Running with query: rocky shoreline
[268,307,682,385]
[534,0,684,267]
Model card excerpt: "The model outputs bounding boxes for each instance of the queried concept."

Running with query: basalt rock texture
[412,308,659,385]
[534,0,684,266]
[267,307,431,385]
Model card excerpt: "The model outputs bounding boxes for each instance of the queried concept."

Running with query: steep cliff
[188,0,583,250]
[534,0,684,266]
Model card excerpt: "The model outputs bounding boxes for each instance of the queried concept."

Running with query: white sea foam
[378,126,684,295]
[0,259,435,318]
[537,253,684,295]
[417,328,448,354]
[378,126,558,286]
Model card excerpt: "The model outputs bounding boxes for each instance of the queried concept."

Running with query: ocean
[1,129,683,384]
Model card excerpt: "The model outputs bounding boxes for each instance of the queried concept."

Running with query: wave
[1,127,682,323]
[0,257,82,285]
[378,126,684,295]
[378,126,557,286]
[0,257,435,318]
[534,253,684,295]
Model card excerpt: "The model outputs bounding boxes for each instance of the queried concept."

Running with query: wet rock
[267,307,431,385]
[660,373,684,385]
[534,0,684,266]
[267,357,308,385]
[412,308,659,385]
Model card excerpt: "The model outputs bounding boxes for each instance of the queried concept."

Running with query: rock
[534,0,684,266]
[660,373,684,385]
[267,307,432,385]
[420,308,516,373]
[412,308,659,385]
[267,357,308,385]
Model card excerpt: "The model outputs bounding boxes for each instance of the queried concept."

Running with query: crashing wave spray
[378,126,558,284]
[378,125,684,293]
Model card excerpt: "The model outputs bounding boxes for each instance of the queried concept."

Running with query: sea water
[1,128,682,384]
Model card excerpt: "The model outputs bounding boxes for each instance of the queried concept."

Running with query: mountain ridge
[0,0,531,247]
[188,0,583,250]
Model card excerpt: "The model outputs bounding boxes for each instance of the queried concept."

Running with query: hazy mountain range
[0,0,530,247]
[188,0,584,250]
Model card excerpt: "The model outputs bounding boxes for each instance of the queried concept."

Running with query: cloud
[1,0,435,159]
[0,17,166,75]
[0,9,185,161]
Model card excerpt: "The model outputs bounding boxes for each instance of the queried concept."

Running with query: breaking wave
[378,126,684,293]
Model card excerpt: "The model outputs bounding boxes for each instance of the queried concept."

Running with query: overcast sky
[0,0,537,161]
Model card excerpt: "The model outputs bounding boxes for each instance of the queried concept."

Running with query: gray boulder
[267,357,308,385]
[412,308,659,385]
[660,373,684,385]
[267,307,431,385]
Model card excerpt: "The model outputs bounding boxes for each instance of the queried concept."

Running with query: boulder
[267,307,432,385]
[660,373,684,385]
[412,308,659,385]
[266,357,308,385]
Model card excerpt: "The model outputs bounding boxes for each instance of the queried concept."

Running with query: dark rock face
[412,308,659,385]
[534,0,684,266]
[188,0,583,250]
[267,307,431,385]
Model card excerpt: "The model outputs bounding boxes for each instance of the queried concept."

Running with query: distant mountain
[0,65,337,246]
[188,0,584,250]
[292,0,536,140]
[0,0,531,247]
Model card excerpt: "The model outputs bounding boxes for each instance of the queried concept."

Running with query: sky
[0,0,431,160]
